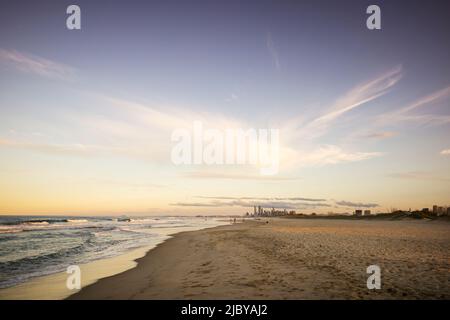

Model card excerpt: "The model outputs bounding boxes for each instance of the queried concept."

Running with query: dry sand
[69,218,450,300]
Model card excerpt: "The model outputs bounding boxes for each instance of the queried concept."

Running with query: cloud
[170,202,221,207]
[182,171,301,181]
[174,197,381,210]
[266,32,280,70]
[363,131,397,140]
[440,149,450,155]
[395,86,450,115]
[0,49,74,80]
[275,67,401,169]
[196,196,326,202]
[1,116,383,173]
[93,179,166,189]
[280,197,325,201]
[296,66,402,140]
[335,200,379,208]
[0,138,127,157]
[171,199,331,209]
[388,171,449,181]
[105,97,192,131]
[295,145,383,167]
[1,88,383,173]
[1,65,403,173]
[377,86,450,126]
[5,96,249,163]
[5,61,406,173]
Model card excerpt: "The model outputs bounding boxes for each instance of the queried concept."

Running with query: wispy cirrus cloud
[0,138,125,157]
[295,66,402,140]
[0,66,409,176]
[1,63,405,175]
[0,95,250,168]
[0,89,385,176]
[92,179,166,189]
[392,86,450,115]
[376,86,450,127]
[182,171,301,181]
[0,48,74,80]
[362,131,397,140]
[388,171,449,181]
[441,149,450,155]
[288,145,383,168]
[277,66,402,170]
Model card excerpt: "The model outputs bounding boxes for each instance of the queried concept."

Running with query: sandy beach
[69,218,450,300]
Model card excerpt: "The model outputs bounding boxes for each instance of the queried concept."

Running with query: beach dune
[69,219,450,300]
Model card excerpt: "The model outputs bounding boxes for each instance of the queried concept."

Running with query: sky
[0,0,449,215]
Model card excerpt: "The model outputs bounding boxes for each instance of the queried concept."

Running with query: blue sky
[0,0,449,215]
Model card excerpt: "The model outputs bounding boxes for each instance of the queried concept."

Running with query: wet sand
[69,218,450,299]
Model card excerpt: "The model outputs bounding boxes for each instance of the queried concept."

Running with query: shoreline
[0,219,231,300]
[0,245,153,300]
[68,221,259,300]
[69,218,450,300]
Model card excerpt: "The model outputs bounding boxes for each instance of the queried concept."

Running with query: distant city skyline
[0,0,449,215]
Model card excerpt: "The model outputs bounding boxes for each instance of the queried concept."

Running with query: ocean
[0,215,229,289]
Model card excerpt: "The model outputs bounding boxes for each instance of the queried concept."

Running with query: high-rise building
[355,210,362,216]
[433,205,438,215]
